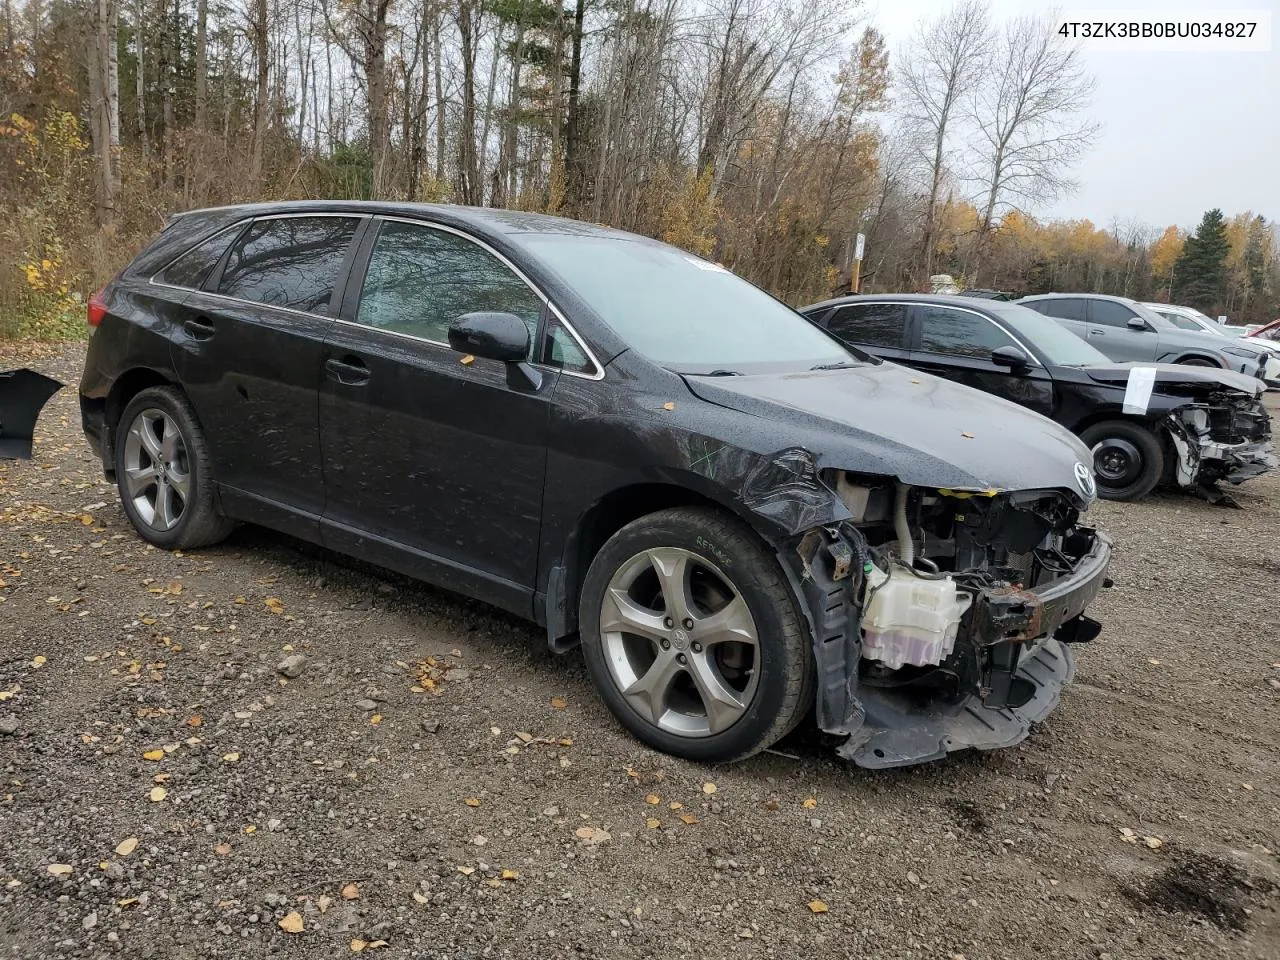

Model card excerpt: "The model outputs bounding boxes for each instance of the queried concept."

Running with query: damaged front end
[782,472,1112,769]
[1165,391,1274,493]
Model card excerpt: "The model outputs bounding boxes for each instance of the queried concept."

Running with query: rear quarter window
[157,225,244,290]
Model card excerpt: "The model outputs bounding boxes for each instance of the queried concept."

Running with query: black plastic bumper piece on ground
[836,638,1075,769]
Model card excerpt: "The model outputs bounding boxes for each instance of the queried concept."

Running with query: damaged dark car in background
[81,201,1112,769]
[804,294,1274,502]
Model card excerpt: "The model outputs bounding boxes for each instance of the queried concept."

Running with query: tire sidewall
[1080,420,1163,501]
[579,509,799,762]
[114,388,205,549]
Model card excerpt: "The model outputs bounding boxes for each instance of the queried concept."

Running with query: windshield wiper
[810,360,863,371]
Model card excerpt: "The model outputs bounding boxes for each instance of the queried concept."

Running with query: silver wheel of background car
[122,408,190,532]
[599,546,760,738]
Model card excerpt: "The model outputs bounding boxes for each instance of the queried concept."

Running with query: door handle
[183,316,215,340]
[1088,329,1104,337]
[325,356,371,386]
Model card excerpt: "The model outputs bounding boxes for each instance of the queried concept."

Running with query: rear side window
[218,216,361,315]
[918,305,1016,359]
[356,221,544,345]
[158,226,242,290]
[1088,299,1138,328]
[826,303,907,349]
[1027,298,1086,322]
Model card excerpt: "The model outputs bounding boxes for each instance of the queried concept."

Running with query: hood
[684,363,1096,503]
[1080,362,1263,397]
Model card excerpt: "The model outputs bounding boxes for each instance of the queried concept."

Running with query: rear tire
[1176,357,1218,368]
[1080,420,1164,501]
[114,386,235,549]
[579,506,813,763]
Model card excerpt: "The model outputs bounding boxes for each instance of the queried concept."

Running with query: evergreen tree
[1172,208,1229,311]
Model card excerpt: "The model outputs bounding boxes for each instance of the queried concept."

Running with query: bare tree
[898,0,990,287]
[86,0,120,224]
[967,12,1098,280]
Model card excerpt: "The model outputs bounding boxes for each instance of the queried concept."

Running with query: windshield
[519,234,856,373]
[987,303,1110,366]
[1156,309,1204,333]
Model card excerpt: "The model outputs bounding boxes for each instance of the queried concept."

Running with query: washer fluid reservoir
[861,564,973,670]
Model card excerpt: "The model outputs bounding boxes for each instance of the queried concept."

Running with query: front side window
[1088,299,1139,328]
[827,303,907,349]
[357,221,544,347]
[218,216,361,314]
[917,306,1016,360]
[543,317,595,375]
[158,226,242,290]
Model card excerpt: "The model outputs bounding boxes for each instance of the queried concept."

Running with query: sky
[866,0,1280,232]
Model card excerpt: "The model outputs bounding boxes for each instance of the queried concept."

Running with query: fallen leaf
[662,401,675,411]
[264,597,284,615]
[340,882,360,900]
[317,895,331,914]
[142,749,165,761]
[669,801,683,810]
[243,824,257,835]
[460,354,475,365]
[456,865,475,876]
[485,878,502,888]
[574,826,611,846]
[148,787,167,802]
[186,715,203,727]
[645,794,661,805]
[763,798,780,811]
[702,782,717,795]
[807,899,829,914]
[514,731,533,743]
[46,864,73,878]
[679,814,698,825]
[31,656,46,668]
[412,891,429,905]
[464,797,482,807]
[278,911,304,934]
[802,797,817,809]
[221,753,240,763]
[153,773,170,783]
[501,869,519,880]
[368,942,388,950]
[961,431,974,439]
[117,897,138,908]
[550,697,568,710]
[115,837,138,856]
[370,714,382,725]
[214,843,232,856]
[1144,837,1164,849]
[350,940,367,953]
[625,768,641,781]
[645,818,661,829]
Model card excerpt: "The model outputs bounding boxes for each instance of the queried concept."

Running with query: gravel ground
[2,341,1278,960]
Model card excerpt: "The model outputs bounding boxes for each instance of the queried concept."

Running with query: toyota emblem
[1074,461,1097,499]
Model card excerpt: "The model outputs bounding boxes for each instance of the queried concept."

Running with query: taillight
[87,287,108,327]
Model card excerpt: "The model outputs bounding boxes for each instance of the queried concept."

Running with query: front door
[171,214,365,533]
[1084,299,1157,362]
[318,218,557,617]
[906,304,1055,417]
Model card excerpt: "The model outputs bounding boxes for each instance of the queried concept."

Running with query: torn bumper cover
[790,513,1112,770]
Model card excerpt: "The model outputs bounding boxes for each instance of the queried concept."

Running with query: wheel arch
[102,368,179,474]
[543,481,758,651]
[1166,351,1225,367]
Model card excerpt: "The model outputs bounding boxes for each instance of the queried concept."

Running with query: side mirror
[448,312,530,363]
[1126,316,1148,331]
[991,345,1031,369]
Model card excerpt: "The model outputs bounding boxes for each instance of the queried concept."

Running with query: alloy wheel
[122,408,190,531]
[599,547,760,738]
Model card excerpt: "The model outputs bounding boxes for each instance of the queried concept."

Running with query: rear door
[171,213,365,534]
[820,302,911,364]
[318,217,559,617]
[906,304,1055,417]
[1027,297,1088,339]
[1084,299,1157,361]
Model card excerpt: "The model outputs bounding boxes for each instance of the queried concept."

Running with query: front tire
[114,386,234,549]
[579,506,813,763]
[1080,420,1164,501]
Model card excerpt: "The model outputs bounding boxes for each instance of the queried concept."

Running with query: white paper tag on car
[1122,366,1157,415]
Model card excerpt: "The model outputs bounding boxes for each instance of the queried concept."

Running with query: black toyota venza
[80,202,1112,769]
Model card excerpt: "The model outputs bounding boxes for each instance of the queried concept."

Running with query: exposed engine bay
[1165,390,1274,494]
[790,473,1112,768]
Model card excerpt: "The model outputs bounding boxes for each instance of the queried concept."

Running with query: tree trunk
[251,0,268,182]
[194,0,207,131]
[432,2,445,183]
[88,0,119,225]
[365,0,391,196]
[500,18,525,205]
[478,23,501,201]
[456,0,480,204]
[134,0,147,161]
[563,0,585,213]
[161,0,175,187]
